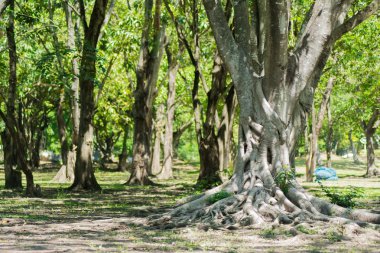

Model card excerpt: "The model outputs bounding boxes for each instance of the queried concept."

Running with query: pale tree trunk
[348,130,360,164]
[361,109,379,177]
[150,105,165,176]
[218,85,237,174]
[69,0,109,191]
[48,0,69,170]
[52,1,81,183]
[326,99,333,167]
[151,0,380,227]
[158,44,180,180]
[306,78,335,182]
[127,0,165,185]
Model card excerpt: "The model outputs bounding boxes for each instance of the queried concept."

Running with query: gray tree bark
[127,0,165,185]
[361,109,379,177]
[0,0,36,195]
[158,45,180,180]
[150,105,165,176]
[306,78,335,181]
[326,99,333,168]
[151,0,380,227]
[348,130,360,164]
[69,0,109,191]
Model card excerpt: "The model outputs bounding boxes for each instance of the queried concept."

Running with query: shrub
[318,181,364,208]
[207,191,232,204]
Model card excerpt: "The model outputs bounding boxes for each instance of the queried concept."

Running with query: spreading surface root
[149,181,380,230]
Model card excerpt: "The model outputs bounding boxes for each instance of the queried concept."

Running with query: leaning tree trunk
[150,0,380,228]
[127,0,165,185]
[69,0,109,191]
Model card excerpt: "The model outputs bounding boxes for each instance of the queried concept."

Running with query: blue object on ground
[314,167,338,181]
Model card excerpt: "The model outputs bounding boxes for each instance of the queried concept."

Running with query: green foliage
[296,225,317,235]
[318,182,364,208]
[326,226,345,242]
[206,191,232,204]
[275,169,296,193]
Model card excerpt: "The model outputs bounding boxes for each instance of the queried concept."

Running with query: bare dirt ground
[1,212,379,252]
[0,158,379,252]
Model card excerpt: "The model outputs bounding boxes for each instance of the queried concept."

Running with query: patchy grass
[0,156,379,252]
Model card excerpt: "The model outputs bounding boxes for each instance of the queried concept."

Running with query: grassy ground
[0,155,379,252]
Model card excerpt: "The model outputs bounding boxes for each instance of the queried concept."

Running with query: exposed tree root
[149,177,380,230]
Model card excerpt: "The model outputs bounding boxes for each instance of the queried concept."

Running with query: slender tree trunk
[159,45,180,180]
[306,100,317,182]
[348,130,360,164]
[217,84,237,175]
[361,109,379,177]
[52,1,80,183]
[149,105,165,176]
[57,91,69,167]
[64,1,80,148]
[118,126,129,172]
[127,0,165,185]
[326,99,333,167]
[69,0,109,191]
[306,78,335,181]
[2,0,36,195]
[365,134,378,177]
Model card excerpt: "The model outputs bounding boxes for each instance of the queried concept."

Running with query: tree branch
[0,0,10,16]
[98,0,116,42]
[332,0,380,41]
[78,0,89,32]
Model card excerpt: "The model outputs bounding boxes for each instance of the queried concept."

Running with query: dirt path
[1,215,380,252]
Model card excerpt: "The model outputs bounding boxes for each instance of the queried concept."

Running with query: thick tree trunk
[127,0,165,185]
[69,0,109,191]
[150,0,380,228]
[159,45,180,180]
[1,131,21,188]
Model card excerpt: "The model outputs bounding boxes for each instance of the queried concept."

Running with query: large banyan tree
[151,0,380,227]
